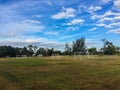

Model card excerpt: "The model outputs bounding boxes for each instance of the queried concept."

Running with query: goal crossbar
[74,52,90,58]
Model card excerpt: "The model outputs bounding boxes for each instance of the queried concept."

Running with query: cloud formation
[107,28,120,34]
[114,0,120,8]
[0,20,44,37]
[66,19,85,26]
[88,6,102,13]
[88,28,97,31]
[51,7,76,19]
[0,0,120,50]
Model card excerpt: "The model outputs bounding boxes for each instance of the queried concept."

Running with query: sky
[0,0,120,50]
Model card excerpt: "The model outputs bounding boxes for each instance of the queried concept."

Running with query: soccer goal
[74,51,94,59]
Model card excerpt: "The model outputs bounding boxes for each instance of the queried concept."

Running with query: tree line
[0,37,120,57]
[0,45,61,57]
[64,37,120,55]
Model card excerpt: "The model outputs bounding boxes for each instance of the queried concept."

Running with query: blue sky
[0,0,120,50]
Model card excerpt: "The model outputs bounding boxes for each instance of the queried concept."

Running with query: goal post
[74,51,93,59]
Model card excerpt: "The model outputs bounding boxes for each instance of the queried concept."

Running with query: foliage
[53,50,62,55]
[0,46,57,57]
[36,48,46,56]
[88,47,97,54]
[0,38,120,57]
[0,46,15,57]
[72,37,86,52]
[115,46,120,54]
[36,48,54,56]
[64,37,86,55]
[101,39,116,55]
[64,43,72,55]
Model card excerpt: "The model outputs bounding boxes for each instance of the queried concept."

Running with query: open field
[0,56,120,90]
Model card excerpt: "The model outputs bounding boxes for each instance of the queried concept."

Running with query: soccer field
[0,56,120,90]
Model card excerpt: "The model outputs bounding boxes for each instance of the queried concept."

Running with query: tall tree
[47,48,54,56]
[72,37,86,53]
[27,45,33,51]
[101,39,116,55]
[22,47,28,55]
[65,43,72,55]
[36,48,46,56]
[115,46,120,54]
[0,46,15,57]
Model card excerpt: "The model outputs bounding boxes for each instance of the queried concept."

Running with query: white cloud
[66,19,84,25]
[51,7,76,19]
[114,0,120,8]
[70,19,84,25]
[66,27,79,31]
[22,20,41,24]
[88,6,102,13]
[45,31,59,35]
[97,11,120,23]
[0,20,44,37]
[104,10,120,17]
[78,5,102,14]
[107,28,120,34]
[114,16,120,20]
[0,1,46,21]
[91,10,120,20]
[91,14,101,20]
[88,28,97,31]
[0,38,65,50]
[91,10,120,28]
[99,17,113,22]
[109,22,120,26]
[96,22,120,28]
[96,23,111,28]
[99,16,120,22]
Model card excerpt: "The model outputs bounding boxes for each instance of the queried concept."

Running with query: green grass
[0,56,120,90]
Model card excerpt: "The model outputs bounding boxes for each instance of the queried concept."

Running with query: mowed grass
[0,56,120,90]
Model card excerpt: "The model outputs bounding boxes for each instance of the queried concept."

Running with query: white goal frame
[74,51,90,59]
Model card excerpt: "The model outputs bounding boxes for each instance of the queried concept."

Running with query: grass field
[0,56,120,90]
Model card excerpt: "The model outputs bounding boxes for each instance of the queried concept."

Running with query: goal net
[74,51,94,59]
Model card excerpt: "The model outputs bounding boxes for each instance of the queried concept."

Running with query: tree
[14,47,23,56]
[0,46,7,57]
[53,50,62,55]
[0,46,15,57]
[72,37,86,53]
[36,48,46,56]
[115,46,120,54]
[101,39,116,55]
[64,43,72,55]
[27,45,33,51]
[27,45,34,56]
[22,47,28,55]
[47,48,54,56]
[7,46,16,57]
[88,47,97,54]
